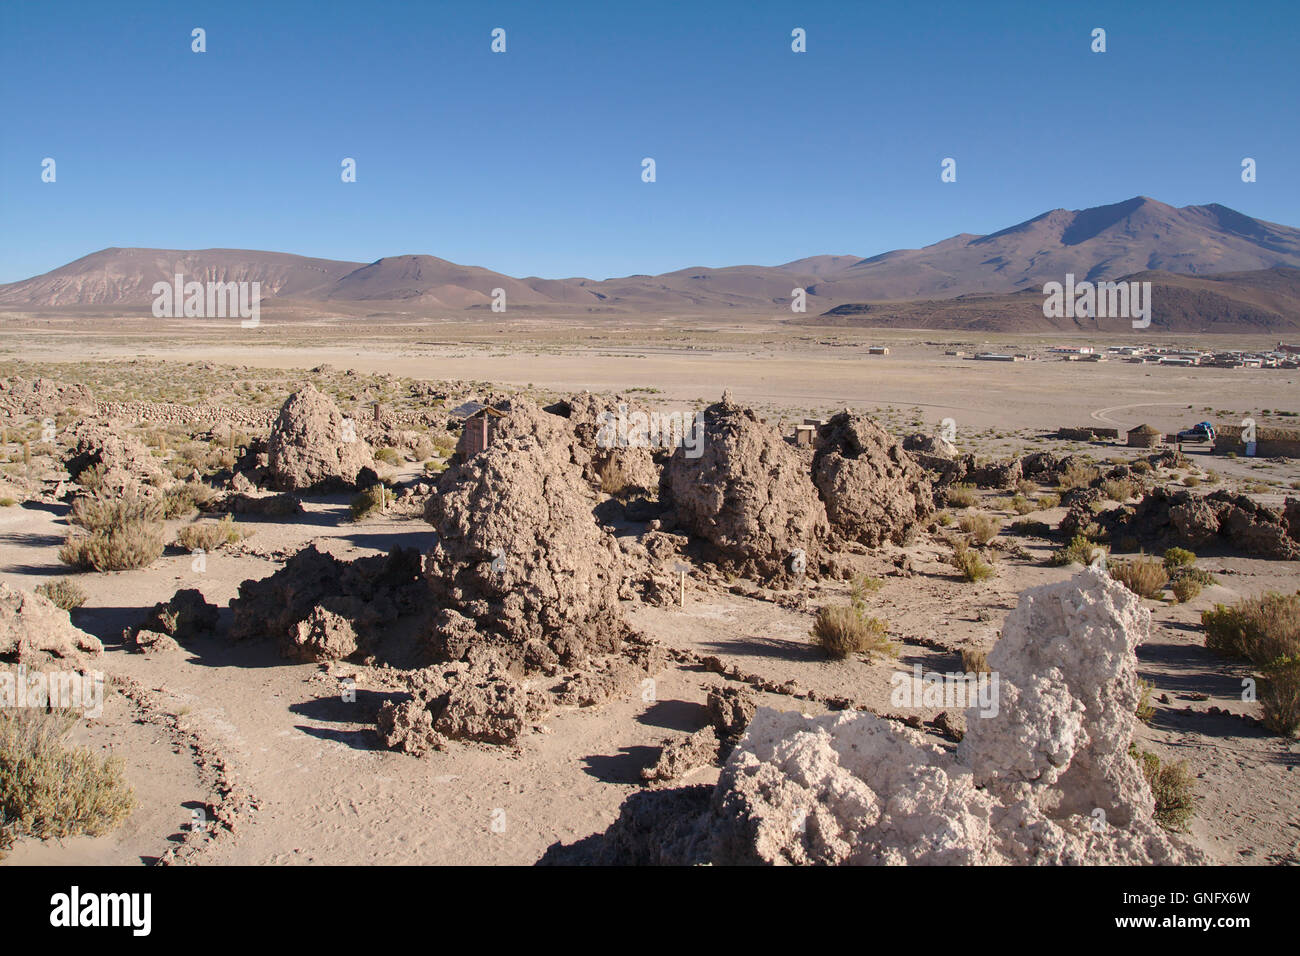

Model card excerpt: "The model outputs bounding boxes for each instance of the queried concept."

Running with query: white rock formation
[690,569,1205,865]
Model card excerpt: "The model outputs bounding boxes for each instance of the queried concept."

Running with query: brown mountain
[2,197,1298,323]
[0,247,362,308]
[810,266,1300,334]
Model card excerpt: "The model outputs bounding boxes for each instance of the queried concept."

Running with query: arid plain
[1,311,1298,866]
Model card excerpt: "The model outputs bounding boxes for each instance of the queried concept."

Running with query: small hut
[453,403,506,460]
[1126,424,1163,449]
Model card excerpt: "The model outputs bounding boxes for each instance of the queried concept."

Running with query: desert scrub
[1259,657,1300,737]
[1130,747,1195,832]
[60,492,166,572]
[850,575,884,602]
[1051,534,1105,567]
[1102,477,1139,501]
[0,708,135,860]
[961,646,990,674]
[1108,556,1168,599]
[809,605,896,661]
[1170,576,1202,604]
[1183,475,1201,488]
[958,512,999,545]
[0,497,15,508]
[1202,593,1300,736]
[1135,678,1156,723]
[1057,462,1100,491]
[1162,547,1196,571]
[34,579,87,611]
[1035,493,1060,509]
[374,447,402,465]
[943,484,977,508]
[423,459,448,475]
[1010,494,1036,515]
[349,484,390,520]
[934,511,953,527]
[1201,592,1300,663]
[175,515,246,552]
[948,542,995,582]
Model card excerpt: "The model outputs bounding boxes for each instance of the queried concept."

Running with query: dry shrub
[1260,657,1300,737]
[1057,462,1100,491]
[0,709,135,860]
[175,515,246,552]
[1202,593,1300,737]
[34,579,87,611]
[1051,534,1105,567]
[374,447,402,465]
[69,490,162,534]
[60,492,165,571]
[1163,547,1196,571]
[1102,477,1139,501]
[943,484,977,508]
[809,605,896,661]
[1202,593,1300,664]
[1171,576,1202,604]
[1010,494,1036,515]
[1131,747,1195,832]
[958,512,1000,545]
[1136,678,1156,722]
[961,646,990,674]
[349,484,389,520]
[1109,556,1168,599]
[1036,493,1061,509]
[948,542,995,582]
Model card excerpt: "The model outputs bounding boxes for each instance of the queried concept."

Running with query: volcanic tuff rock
[424,426,627,669]
[661,393,828,580]
[0,582,103,669]
[812,412,934,547]
[542,570,1205,866]
[267,384,375,492]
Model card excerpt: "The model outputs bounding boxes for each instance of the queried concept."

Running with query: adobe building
[1126,424,1163,449]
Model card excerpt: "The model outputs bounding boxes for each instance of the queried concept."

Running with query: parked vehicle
[1176,421,1216,443]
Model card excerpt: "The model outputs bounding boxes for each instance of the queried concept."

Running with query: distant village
[931,342,1300,368]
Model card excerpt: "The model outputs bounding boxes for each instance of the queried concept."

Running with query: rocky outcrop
[661,393,828,580]
[1100,487,1300,559]
[812,413,933,547]
[229,544,425,659]
[424,426,628,669]
[267,384,375,492]
[0,582,103,669]
[544,571,1205,866]
[63,421,172,500]
[377,648,551,752]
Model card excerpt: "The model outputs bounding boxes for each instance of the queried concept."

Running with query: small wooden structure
[454,404,506,460]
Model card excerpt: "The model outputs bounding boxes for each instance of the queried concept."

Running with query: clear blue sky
[1,0,1296,283]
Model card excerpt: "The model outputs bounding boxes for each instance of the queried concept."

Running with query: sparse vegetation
[958,512,1000,545]
[948,542,995,582]
[1202,593,1300,736]
[1051,534,1105,567]
[961,646,990,674]
[175,515,247,552]
[944,484,977,508]
[349,484,390,520]
[34,579,87,611]
[1109,556,1169,599]
[374,447,402,465]
[60,491,166,572]
[1057,462,1100,491]
[1131,747,1195,832]
[809,605,896,661]
[1136,678,1156,723]
[1162,547,1196,571]
[0,709,135,860]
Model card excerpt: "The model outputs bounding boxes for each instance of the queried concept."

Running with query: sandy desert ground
[1,314,1298,866]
